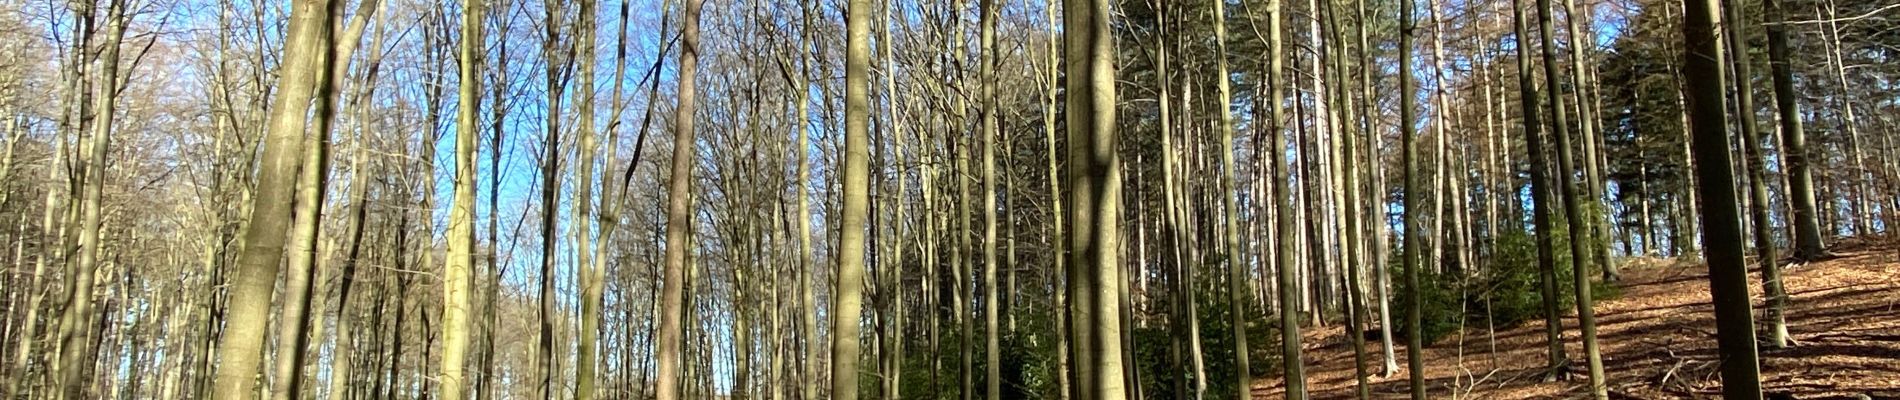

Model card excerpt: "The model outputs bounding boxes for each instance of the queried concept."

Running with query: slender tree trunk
[1398,0,1427,393]
[1719,0,1790,349]
[947,5,975,398]
[1761,0,1815,344]
[1427,0,1450,276]
[478,3,513,397]
[7,38,76,394]
[536,0,570,395]
[1509,0,1568,379]
[1264,0,1304,395]
[1323,0,1369,396]
[210,0,334,395]
[52,4,125,398]
[572,0,603,393]
[788,3,821,399]
[657,0,704,399]
[439,0,484,394]
[1043,1,1069,398]
[1208,0,1264,396]
[976,0,1002,398]
[1758,0,1823,259]
[1533,0,1606,392]
[833,1,873,399]
[1353,0,1400,377]
[1562,0,1616,282]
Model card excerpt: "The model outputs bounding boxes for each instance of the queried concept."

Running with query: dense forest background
[0,0,1895,398]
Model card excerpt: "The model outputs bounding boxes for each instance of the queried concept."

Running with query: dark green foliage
[900,290,1059,400]
[1394,225,1623,345]
[1131,275,1282,400]
[1390,265,1461,345]
[1477,228,1578,328]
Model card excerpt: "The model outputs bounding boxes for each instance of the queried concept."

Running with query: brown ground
[1254,238,1900,399]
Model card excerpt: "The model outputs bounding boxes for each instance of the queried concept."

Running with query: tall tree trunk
[1760,0,1823,259]
[1509,0,1567,379]
[270,0,382,393]
[1533,0,1606,394]
[657,0,704,399]
[440,0,483,394]
[1427,0,1450,276]
[1352,0,1400,378]
[1563,0,1616,282]
[1042,0,1069,397]
[53,3,125,398]
[573,0,602,392]
[210,0,333,395]
[1209,0,1264,396]
[1720,0,1790,349]
[537,0,570,395]
[1323,0,1369,396]
[1681,0,1764,398]
[1398,0,1427,393]
[948,4,975,398]
[788,3,821,400]
[265,32,332,400]
[1761,0,1815,344]
[1064,0,1126,397]
[1265,0,1304,394]
[478,3,513,397]
[834,1,872,399]
[8,20,81,392]
[977,0,1002,399]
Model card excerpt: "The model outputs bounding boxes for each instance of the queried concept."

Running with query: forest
[0,0,1897,397]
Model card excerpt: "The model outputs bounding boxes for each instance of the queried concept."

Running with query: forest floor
[1255,237,1900,399]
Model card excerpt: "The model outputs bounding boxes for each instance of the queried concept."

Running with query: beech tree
[1,0,1894,399]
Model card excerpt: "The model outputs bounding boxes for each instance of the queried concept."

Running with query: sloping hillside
[1258,239,1900,399]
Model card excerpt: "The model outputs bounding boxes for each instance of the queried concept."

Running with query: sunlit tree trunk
[1562,0,1615,282]
[1352,0,1400,378]
[573,0,603,392]
[438,0,483,393]
[832,1,872,399]
[1322,0,1369,396]
[1064,0,1126,397]
[1208,0,1263,396]
[7,15,82,392]
[656,0,704,399]
[1258,0,1304,395]
[210,0,334,395]
[52,3,125,398]
[1042,1,1069,398]
[478,3,515,398]
[536,0,571,395]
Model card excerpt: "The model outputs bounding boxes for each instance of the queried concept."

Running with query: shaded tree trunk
[1681,0,1765,398]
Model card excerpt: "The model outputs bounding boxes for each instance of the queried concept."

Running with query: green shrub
[1391,224,1624,346]
[1388,264,1462,345]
